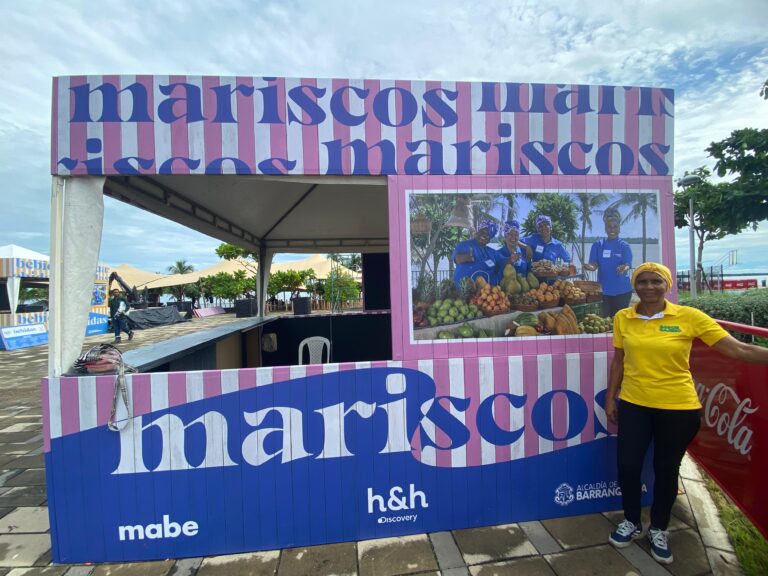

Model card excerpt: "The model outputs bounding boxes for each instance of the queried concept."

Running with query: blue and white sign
[0,323,48,350]
[44,364,653,563]
[85,312,109,336]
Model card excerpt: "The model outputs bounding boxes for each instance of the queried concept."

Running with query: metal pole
[689,197,697,298]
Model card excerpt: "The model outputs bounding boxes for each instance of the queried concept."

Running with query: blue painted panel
[46,367,653,563]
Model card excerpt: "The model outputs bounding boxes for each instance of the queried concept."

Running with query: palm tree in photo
[608,193,658,262]
[167,259,195,302]
[573,192,609,266]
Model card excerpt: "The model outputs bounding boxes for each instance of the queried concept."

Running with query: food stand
[0,244,109,350]
[43,75,675,562]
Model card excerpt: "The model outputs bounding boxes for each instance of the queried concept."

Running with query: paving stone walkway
[0,314,742,575]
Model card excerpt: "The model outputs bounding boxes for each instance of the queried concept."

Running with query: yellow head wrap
[631,262,672,290]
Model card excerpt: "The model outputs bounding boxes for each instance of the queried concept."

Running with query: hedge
[681,289,768,341]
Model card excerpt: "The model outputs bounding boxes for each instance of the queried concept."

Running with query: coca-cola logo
[696,382,757,456]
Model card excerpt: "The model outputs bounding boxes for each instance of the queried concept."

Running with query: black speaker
[235,299,258,317]
[293,296,311,315]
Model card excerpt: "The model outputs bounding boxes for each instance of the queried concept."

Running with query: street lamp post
[678,175,703,297]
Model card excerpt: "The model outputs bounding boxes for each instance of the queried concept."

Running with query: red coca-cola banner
[688,322,768,539]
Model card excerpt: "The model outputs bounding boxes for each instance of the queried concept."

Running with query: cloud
[1,0,767,270]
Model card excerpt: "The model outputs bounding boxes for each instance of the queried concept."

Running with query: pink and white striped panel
[52,76,673,177]
[42,352,614,466]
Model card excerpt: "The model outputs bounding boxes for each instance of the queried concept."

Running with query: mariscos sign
[52,76,674,177]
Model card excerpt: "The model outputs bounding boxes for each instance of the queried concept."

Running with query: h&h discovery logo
[367,484,428,524]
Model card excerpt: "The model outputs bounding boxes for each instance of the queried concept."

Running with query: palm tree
[574,192,608,265]
[608,194,658,261]
[167,259,195,302]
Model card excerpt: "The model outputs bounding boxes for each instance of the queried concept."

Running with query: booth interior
[102,174,393,372]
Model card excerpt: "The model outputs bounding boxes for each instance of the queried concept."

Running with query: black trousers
[617,400,701,529]
[602,292,633,318]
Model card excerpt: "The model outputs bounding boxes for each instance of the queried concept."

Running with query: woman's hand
[605,396,618,425]
[584,263,597,272]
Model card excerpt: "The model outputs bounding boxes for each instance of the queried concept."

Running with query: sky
[1,0,767,274]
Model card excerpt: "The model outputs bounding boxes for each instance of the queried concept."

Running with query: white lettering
[118,515,197,541]
[698,382,757,456]
[112,412,236,474]
[242,407,311,465]
[367,484,429,514]
[315,401,376,459]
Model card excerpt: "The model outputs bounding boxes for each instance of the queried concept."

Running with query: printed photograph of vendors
[409,189,660,341]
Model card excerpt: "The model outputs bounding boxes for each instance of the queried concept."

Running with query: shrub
[681,290,768,341]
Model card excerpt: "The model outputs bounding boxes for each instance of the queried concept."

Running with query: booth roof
[129,254,359,290]
[0,244,49,261]
[105,175,389,255]
[109,263,166,289]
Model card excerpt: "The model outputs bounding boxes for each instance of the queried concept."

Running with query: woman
[583,210,633,317]
[451,219,506,288]
[521,214,571,263]
[497,219,532,276]
[605,262,768,565]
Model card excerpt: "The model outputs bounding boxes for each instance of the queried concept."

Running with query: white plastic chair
[298,336,330,365]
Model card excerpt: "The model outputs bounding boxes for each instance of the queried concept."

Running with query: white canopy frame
[49,174,389,376]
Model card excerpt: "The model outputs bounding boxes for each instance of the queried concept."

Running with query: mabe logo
[368,484,428,524]
[118,514,198,541]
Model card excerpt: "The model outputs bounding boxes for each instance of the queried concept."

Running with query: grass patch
[704,477,768,575]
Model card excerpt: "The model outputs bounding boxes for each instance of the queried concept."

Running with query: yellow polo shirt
[613,301,729,410]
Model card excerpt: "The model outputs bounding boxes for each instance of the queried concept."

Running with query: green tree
[20,287,48,302]
[325,268,359,311]
[216,243,260,295]
[409,195,459,282]
[268,269,317,299]
[573,192,609,265]
[706,127,768,226]
[606,193,658,262]
[521,194,579,245]
[328,253,362,272]
[204,271,250,302]
[674,167,749,290]
[166,260,195,302]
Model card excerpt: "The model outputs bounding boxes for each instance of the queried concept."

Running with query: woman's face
[634,271,667,303]
[505,228,519,249]
[475,228,491,246]
[605,219,620,240]
[537,221,552,241]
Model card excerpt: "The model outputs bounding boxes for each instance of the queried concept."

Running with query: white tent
[0,244,50,316]
[0,244,49,261]
[109,263,166,289]
[48,176,385,374]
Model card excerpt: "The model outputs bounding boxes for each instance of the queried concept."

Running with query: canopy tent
[109,263,166,289]
[105,175,388,255]
[1,244,50,316]
[49,176,385,371]
[0,244,49,261]
[110,253,360,291]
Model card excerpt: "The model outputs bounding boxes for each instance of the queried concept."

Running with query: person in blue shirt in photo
[584,209,633,317]
[497,219,532,276]
[452,219,507,288]
[522,214,571,263]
